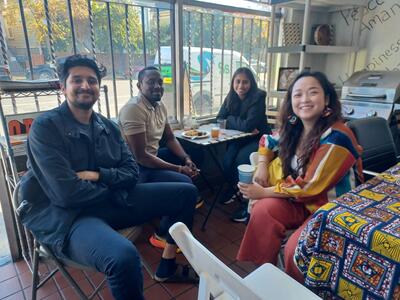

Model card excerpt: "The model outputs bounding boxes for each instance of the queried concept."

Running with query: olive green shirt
[118,94,168,156]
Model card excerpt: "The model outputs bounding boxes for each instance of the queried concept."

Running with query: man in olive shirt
[118,66,199,182]
[118,66,202,247]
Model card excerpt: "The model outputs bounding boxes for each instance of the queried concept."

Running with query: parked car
[26,63,57,80]
[0,64,12,80]
[250,59,266,73]
[155,46,256,116]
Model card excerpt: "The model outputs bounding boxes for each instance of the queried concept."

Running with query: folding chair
[169,222,321,300]
[12,181,153,300]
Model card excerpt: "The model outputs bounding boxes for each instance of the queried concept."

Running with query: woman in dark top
[217,67,271,222]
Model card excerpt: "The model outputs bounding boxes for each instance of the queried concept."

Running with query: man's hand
[184,157,199,176]
[76,171,100,182]
[180,165,198,178]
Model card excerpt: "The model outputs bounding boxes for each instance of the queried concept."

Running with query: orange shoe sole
[149,234,181,253]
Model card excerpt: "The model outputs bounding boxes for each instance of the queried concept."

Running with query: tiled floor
[0,192,258,300]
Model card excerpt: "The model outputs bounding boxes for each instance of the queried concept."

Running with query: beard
[72,100,96,110]
[150,95,162,102]
[71,90,98,110]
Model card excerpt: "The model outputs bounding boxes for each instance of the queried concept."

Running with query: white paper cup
[238,164,255,184]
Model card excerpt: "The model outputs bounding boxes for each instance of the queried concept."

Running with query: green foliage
[91,2,142,53]
[183,11,269,61]
[2,0,144,54]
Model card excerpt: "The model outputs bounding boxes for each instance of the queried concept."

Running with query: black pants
[222,137,259,187]
[65,182,198,300]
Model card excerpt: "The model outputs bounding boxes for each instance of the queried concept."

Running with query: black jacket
[216,89,271,135]
[19,101,139,255]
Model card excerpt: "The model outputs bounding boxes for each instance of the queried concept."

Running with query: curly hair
[138,66,160,83]
[278,71,342,178]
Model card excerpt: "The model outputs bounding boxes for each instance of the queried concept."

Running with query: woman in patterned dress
[236,71,363,281]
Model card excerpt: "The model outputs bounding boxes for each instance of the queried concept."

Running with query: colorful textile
[295,163,400,299]
[258,122,363,213]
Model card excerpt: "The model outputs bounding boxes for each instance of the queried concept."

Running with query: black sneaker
[195,197,204,209]
[218,190,236,205]
[231,206,249,223]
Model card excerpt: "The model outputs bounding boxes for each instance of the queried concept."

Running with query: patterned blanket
[294,164,400,299]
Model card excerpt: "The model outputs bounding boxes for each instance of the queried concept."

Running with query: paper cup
[237,164,255,184]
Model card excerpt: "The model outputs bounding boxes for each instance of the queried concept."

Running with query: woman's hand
[251,128,260,135]
[76,171,100,182]
[253,163,269,187]
[238,182,268,200]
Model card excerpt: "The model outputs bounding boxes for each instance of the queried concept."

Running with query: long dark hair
[225,67,258,113]
[278,71,342,178]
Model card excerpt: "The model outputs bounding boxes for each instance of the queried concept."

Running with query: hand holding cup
[237,164,255,198]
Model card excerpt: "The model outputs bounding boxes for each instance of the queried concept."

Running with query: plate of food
[181,129,209,139]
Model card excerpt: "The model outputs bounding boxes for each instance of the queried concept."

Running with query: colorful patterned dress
[258,121,364,213]
[237,121,363,265]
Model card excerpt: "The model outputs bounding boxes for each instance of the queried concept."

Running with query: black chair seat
[347,117,398,178]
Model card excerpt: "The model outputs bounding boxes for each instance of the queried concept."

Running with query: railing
[0,0,273,121]
[0,0,275,261]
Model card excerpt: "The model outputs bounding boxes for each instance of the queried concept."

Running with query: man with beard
[119,66,199,181]
[19,55,198,300]
[118,66,202,249]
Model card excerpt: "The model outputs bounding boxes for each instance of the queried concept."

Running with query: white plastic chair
[249,151,259,166]
[169,222,321,300]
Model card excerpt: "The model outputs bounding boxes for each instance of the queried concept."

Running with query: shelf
[306,45,360,53]
[269,45,360,54]
[269,45,304,53]
[269,0,366,11]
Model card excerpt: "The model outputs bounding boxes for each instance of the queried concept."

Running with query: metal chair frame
[12,181,153,300]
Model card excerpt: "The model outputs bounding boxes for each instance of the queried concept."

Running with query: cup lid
[237,164,255,173]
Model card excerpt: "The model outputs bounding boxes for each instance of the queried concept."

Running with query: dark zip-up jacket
[216,89,271,135]
[19,101,139,255]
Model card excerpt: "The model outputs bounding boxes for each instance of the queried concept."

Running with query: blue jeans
[64,182,197,300]
[138,148,198,237]
[138,147,192,184]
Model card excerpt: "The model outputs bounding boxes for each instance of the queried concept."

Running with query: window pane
[183,6,269,118]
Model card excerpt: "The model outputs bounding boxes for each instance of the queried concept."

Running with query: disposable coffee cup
[238,164,255,184]
[238,164,255,199]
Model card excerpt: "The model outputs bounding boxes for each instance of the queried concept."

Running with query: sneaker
[219,190,240,205]
[231,206,249,223]
[149,233,181,253]
[195,197,204,209]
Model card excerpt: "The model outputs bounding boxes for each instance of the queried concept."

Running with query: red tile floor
[0,193,259,300]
